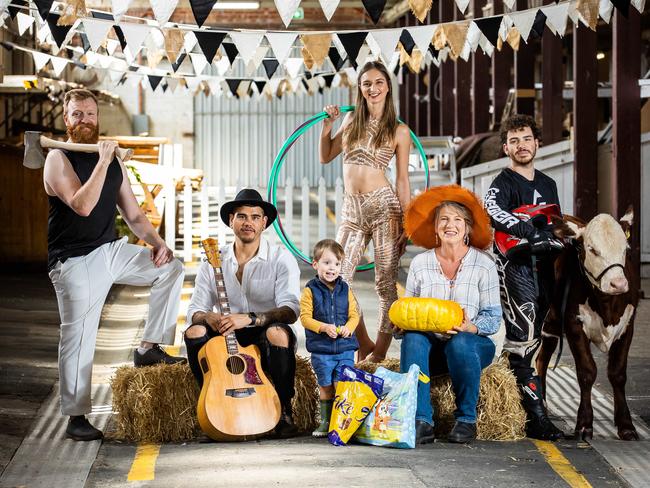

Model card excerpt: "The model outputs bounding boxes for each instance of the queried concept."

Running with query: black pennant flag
[262,59,279,79]
[399,29,416,56]
[611,0,630,17]
[91,10,114,21]
[194,31,226,64]
[113,26,128,51]
[161,82,169,93]
[222,43,239,66]
[428,43,439,59]
[46,14,73,48]
[189,0,218,28]
[362,0,387,25]
[322,74,335,87]
[529,10,547,40]
[8,0,27,20]
[226,79,241,98]
[148,75,163,91]
[33,0,54,20]
[171,53,186,72]
[80,32,91,53]
[337,32,368,68]
[475,16,503,47]
[328,47,345,71]
[254,80,266,93]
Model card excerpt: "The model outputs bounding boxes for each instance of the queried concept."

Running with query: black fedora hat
[219,188,278,228]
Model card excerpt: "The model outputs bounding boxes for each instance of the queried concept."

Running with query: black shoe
[66,415,103,441]
[415,420,435,445]
[518,377,565,441]
[134,344,187,367]
[526,415,565,441]
[272,411,300,439]
[448,421,477,443]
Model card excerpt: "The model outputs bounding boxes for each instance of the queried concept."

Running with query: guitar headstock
[202,238,221,268]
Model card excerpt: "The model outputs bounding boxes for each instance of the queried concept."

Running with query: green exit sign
[293,7,304,19]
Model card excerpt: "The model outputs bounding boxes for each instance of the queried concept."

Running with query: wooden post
[514,1,536,117]
[612,9,641,293]
[439,0,455,135]
[428,7,441,135]
[541,0,564,145]
[472,0,491,138]
[491,0,513,128]
[572,22,598,221]
[406,15,417,129]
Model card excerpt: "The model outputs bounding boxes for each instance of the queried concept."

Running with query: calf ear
[619,205,633,239]
[551,214,585,240]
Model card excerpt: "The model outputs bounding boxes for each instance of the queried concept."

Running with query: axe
[23,131,134,169]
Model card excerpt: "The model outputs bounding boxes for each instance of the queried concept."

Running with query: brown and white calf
[537,208,639,441]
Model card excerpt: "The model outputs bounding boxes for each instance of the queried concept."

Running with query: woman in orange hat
[399,185,502,445]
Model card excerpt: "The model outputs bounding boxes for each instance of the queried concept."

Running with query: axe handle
[40,136,134,162]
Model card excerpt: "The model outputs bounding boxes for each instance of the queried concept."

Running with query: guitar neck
[212,266,239,356]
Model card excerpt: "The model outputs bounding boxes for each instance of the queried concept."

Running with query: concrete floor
[1,257,649,487]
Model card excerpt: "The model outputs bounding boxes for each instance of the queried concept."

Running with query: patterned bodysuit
[336,119,403,334]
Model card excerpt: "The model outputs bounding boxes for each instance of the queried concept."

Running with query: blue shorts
[311,350,355,387]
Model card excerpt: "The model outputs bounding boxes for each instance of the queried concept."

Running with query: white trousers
[48,237,184,415]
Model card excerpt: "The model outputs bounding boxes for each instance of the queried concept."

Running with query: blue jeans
[400,332,495,425]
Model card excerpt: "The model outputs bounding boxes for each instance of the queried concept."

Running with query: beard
[67,122,99,144]
[510,148,536,166]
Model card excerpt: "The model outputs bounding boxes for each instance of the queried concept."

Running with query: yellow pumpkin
[389,297,463,333]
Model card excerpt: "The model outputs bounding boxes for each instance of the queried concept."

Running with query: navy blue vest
[304,277,359,354]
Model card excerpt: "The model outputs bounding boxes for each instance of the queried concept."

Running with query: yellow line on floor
[532,440,592,488]
[127,444,161,481]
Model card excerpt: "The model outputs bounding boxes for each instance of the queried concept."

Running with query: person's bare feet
[366,353,386,364]
[356,343,375,362]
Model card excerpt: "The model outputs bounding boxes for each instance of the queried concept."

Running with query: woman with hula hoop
[319,60,412,362]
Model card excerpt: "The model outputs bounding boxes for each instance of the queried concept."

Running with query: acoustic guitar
[196,237,281,441]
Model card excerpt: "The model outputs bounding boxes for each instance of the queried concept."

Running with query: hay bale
[111,356,320,442]
[111,363,200,443]
[355,357,400,374]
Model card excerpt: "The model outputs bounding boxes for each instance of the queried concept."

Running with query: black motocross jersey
[484,168,561,240]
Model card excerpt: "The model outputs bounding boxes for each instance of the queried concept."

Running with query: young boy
[300,239,360,437]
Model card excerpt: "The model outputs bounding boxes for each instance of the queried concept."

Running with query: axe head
[24,131,45,169]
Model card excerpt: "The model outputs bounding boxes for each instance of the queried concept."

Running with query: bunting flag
[148,74,163,91]
[541,2,570,36]
[0,0,10,16]
[319,0,339,21]
[113,25,128,51]
[262,58,279,78]
[284,57,303,78]
[275,0,301,28]
[16,12,34,36]
[529,10,547,39]
[247,45,268,73]
[599,0,615,23]
[510,9,538,42]
[407,24,437,57]
[504,0,516,9]
[362,0,387,24]
[222,42,239,66]
[301,33,331,69]
[51,56,69,76]
[265,32,297,66]
[189,0,217,27]
[80,32,91,52]
[610,0,630,16]
[163,28,185,63]
[369,29,401,65]
[151,0,178,26]
[33,0,54,20]
[576,0,599,29]
[226,78,240,97]
[229,32,264,66]
[7,0,26,20]
[398,29,416,56]
[32,51,50,71]
[328,46,345,71]
[456,0,470,14]
[301,47,315,70]
[322,74,334,87]
[337,32,367,68]
[57,0,87,26]
[433,22,469,59]
[254,80,266,94]
[475,15,502,46]
[46,14,74,48]
[111,0,132,21]
[189,52,208,74]
[171,52,186,72]
[408,0,432,23]
[83,18,112,52]
[215,55,230,75]
[194,31,226,64]
[118,22,151,55]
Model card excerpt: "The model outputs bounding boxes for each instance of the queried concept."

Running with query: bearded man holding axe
[40,88,186,441]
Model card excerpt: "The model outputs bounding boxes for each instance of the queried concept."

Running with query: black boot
[184,334,210,387]
[66,415,103,441]
[273,403,300,439]
[519,377,564,441]
[415,420,435,445]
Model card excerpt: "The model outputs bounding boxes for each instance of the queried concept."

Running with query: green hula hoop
[267,105,429,270]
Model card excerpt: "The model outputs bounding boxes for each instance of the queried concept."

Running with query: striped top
[405,246,502,337]
[343,118,394,171]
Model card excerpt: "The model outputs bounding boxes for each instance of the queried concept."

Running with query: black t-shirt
[485,167,561,239]
[47,150,123,270]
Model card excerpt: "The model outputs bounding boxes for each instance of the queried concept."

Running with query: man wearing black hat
[184,189,301,438]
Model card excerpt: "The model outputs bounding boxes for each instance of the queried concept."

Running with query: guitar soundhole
[226,356,245,375]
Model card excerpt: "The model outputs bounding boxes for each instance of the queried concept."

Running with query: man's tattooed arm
[257,306,297,326]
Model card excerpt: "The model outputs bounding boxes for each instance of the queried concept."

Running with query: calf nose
[609,277,629,293]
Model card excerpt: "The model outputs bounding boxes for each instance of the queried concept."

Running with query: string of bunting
[0,0,645,101]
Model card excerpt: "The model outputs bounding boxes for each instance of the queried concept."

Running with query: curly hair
[500,114,541,144]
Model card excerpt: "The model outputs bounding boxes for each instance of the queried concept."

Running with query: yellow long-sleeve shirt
[299,286,360,334]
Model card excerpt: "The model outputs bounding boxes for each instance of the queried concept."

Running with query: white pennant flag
[185,77,202,92]
[268,77,282,94]
[599,0,614,24]
[288,77,301,93]
[150,0,178,26]
[51,57,69,76]
[246,45,268,75]
[567,0,580,25]
[509,10,538,42]
[166,77,179,93]
[106,39,120,55]
[503,0,516,9]
[319,0,339,21]
[189,52,208,75]
[229,31,265,66]
[108,69,124,83]
[84,51,99,67]
[265,32,297,66]
[16,12,34,36]
[455,0,470,14]
[119,23,151,55]
[83,18,113,53]
[32,51,50,71]
[369,29,401,66]
[631,0,646,13]
[284,57,303,79]
[206,78,222,97]
[344,67,358,85]
[479,35,494,56]
[465,21,482,52]
[128,74,143,88]
[37,23,51,44]
[98,54,114,69]
[111,0,133,21]
[1,0,11,15]
[274,0,301,28]
[215,56,230,76]
[406,25,437,57]
[542,2,571,36]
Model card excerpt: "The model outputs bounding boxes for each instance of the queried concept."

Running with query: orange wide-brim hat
[404,184,492,250]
